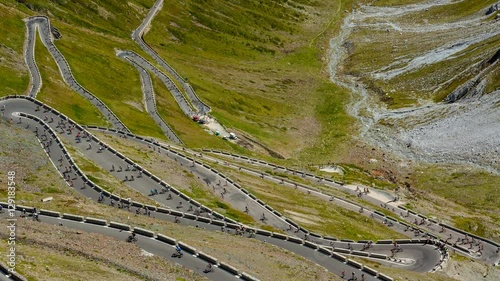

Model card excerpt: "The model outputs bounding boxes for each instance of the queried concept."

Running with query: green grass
[453,216,488,237]
[371,0,425,6]
[407,0,498,24]
[1,0,170,138]
[34,34,110,127]
[248,180,405,240]
[411,164,500,238]
[144,0,357,161]
[179,183,255,225]
[52,22,166,139]
[215,163,405,240]
[151,73,241,150]
[412,165,500,213]
[484,64,500,94]
[11,0,155,38]
[0,4,30,97]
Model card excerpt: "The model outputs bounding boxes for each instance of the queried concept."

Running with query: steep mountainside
[331,0,500,172]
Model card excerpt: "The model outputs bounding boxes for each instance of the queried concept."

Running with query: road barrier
[62,213,84,221]
[287,236,304,244]
[240,272,260,281]
[256,229,272,236]
[157,207,170,214]
[347,259,363,269]
[351,250,369,257]
[334,248,351,254]
[210,219,225,226]
[271,232,288,240]
[197,251,219,265]
[376,240,393,244]
[331,252,347,262]
[369,253,388,259]
[178,241,197,255]
[304,241,319,249]
[197,216,211,223]
[218,262,240,276]
[362,266,378,276]
[39,209,60,217]
[133,227,155,237]
[318,247,332,255]
[378,273,394,281]
[85,217,108,226]
[156,234,176,245]
[109,222,131,231]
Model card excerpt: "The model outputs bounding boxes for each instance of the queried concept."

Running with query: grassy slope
[0,0,168,139]
[345,20,500,108]
[151,72,243,150]
[215,163,405,241]
[370,0,424,6]
[0,4,29,96]
[145,0,357,162]
[484,63,500,94]
[1,0,497,251]
[405,0,498,24]
[0,240,146,281]
[34,34,110,127]
[410,164,500,240]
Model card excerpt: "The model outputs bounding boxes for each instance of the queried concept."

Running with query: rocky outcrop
[444,78,486,103]
[486,49,500,65]
[445,50,499,103]
[486,3,499,15]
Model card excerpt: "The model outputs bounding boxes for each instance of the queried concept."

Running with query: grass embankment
[34,34,110,127]
[1,0,170,139]
[405,0,498,24]
[151,73,243,150]
[409,164,500,240]
[484,63,500,94]
[214,163,405,241]
[205,150,397,191]
[145,0,357,162]
[371,0,424,6]
[0,238,150,281]
[0,5,29,97]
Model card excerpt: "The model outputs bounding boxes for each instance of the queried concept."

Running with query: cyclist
[204,263,213,273]
[175,244,182,257]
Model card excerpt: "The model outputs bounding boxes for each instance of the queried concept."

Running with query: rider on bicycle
[128,232,137,242]
[204,263,213,273]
